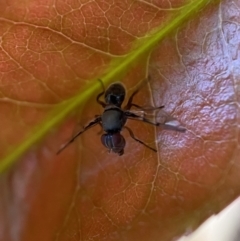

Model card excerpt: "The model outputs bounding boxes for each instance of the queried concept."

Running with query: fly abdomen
[101,133,126,156]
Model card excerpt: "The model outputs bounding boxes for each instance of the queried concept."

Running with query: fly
[57,79,185,156]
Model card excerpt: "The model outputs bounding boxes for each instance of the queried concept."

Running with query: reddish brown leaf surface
[0,1,240,241]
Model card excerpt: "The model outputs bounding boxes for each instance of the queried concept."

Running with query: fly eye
[110,95,118,104]
[112,94,124,106]
[101,133,126,155]
[105,93,125,106]
[105,94,114,105]
[117,94,124,103]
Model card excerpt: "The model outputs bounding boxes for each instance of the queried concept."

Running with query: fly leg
[125,111,160,126]
[124,81,144,110]
[124,76,151,110]
[124,126,157,152]
[95,116,103,135]
[96,79,106,108]
[129,103,164,111]
[124,77,163,111]
[57,116,102,154]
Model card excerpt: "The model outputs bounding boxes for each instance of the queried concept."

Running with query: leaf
[0,0,210,170]
[0,0,240,241]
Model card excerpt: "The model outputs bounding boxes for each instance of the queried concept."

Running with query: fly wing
[155,109,186,132]
[130,108,186,132]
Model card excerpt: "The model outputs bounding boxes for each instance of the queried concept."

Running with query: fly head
[105,83,125,107]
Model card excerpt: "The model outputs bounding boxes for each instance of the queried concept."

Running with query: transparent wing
[129,108,186,132]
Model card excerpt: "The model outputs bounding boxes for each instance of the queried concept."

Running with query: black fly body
[57,79,185,156]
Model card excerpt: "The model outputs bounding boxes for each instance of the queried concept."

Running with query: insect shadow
[57,79,185,156]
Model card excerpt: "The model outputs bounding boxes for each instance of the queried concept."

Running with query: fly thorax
[102,108,125,132]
